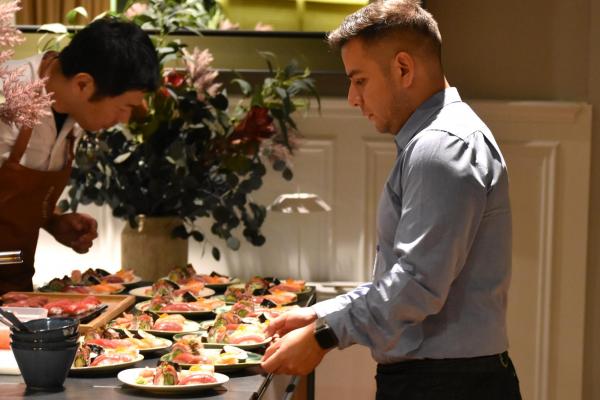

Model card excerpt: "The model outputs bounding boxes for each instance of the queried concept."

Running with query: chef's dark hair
[58,18,160,99]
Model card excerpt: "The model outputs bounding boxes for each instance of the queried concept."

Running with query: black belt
[377,351,512,374]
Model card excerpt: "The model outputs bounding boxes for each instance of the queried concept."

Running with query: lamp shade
[268,193,331,214]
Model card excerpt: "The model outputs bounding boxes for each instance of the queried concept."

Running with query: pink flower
[0,67,53,129]
[219,19,240,31]
[124,3,148,19]
[254,22,273,32]
[182,48,222,102]
[261,133,300,164]
[0,1,53,128]
[0,1,24,53]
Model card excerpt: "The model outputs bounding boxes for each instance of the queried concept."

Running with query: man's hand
[261,323,328,375]
[45,213,98,253]
[264,307,318,338]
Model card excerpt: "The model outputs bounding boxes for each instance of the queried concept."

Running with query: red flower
[164,70,186,88]
[158,87,170,97]
[230,106,276,143]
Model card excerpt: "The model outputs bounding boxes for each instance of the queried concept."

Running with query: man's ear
[392,51,415,88]
[72,72,96,100]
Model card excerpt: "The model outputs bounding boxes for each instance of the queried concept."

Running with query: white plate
[170,350,263,372]
[134,301,218,319]
[191,333,272,350]
[137,338,172,354]
[116,320,201,338]
[120,275,143,287]
[70,354,144,374]
[118,368,229,393]
[204,337,272,350]
[204,277,241,290]
[129,286,215,299]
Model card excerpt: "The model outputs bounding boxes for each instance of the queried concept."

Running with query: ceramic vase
[121,216,188,281]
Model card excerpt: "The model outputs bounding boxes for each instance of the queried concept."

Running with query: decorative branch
[0,0,53,129]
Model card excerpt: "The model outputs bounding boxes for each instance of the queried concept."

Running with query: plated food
[223,283,298,307]
[118,363,229,393]
[37,268,141,294]
[82,327,172,354]
[128,282,215,300]
[160,335,261,370]
[1,293,103,318]
[108,313,201,337]
[135,296,225,316]
[71,343,143,373]
[165,265,238,290]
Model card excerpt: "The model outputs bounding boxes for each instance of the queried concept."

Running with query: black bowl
[11,339,79,351]
[12,345,77,389]
[10,332,79,345]
[10,318,79,340]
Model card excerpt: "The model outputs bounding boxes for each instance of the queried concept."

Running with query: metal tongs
[0,251,23,266]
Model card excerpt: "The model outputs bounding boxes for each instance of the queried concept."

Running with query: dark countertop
[0,355,289,400]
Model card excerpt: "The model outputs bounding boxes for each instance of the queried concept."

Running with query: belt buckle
[499,352,509,368]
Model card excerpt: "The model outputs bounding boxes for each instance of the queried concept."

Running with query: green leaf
[212,246,221,261]
[66,7,88,25]
[226,236,240,251]
[171,224,189,239]
[273,159,286,171]
[231,78,252,96]
[282,168,293,181]
[113,152,132,164]
[38,23,68,34]
[191,230,204,242]
[251,234,266,246]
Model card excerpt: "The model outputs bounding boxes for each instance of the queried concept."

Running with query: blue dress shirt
[311,87,512,364]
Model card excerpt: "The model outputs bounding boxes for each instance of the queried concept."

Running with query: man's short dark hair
[58,18,160,99]
[328,0,442,60]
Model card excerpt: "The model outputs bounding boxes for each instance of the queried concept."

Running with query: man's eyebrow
[346,69,362,79]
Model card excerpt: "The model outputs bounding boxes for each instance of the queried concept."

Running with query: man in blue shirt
[261,1,521,398]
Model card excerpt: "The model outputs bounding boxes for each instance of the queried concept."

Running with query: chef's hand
[45,213,98,253]
[261,323,328,375]
[264,307,317,338]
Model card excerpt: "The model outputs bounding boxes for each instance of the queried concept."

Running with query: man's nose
[347,86,360,107]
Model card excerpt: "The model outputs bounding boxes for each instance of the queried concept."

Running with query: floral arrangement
[0,0,52,129]
[124,0,226,32]
[55,7,318,259]
[123,0,271,32]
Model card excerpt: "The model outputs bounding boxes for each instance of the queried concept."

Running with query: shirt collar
[394,87,462,152]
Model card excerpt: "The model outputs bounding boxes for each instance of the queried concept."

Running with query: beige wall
[429,0,590,101]
[428,1,599,398]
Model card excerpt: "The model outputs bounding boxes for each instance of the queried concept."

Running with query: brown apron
[0,53,74,294]
[0,128,74,294]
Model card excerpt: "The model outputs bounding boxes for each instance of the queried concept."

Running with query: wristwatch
[314,318,339,349]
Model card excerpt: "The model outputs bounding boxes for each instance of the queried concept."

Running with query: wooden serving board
[5,292,135,334]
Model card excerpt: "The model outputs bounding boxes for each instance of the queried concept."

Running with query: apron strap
[8,52,72,167]
[7,127,33,164]
[65,132,75,165]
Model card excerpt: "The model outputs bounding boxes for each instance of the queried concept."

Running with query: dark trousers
[375,352,522,400]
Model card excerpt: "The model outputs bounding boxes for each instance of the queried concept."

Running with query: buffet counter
[0,284,316,400]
